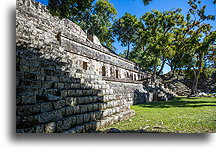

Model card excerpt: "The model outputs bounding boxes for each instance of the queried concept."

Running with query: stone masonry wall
[16,0,175,133]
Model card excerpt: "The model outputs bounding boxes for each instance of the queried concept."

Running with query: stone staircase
[58,69,134,133]
[16,60,134,133]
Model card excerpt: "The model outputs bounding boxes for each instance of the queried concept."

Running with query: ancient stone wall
[16,0,174,133]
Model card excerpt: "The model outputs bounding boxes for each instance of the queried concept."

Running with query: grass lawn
[102,97,216,133]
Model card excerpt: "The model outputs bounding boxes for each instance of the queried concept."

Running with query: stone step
[64,100,130,115]
[44,88,101,97]
[66,94,127,105]
[62,109,135,133]
[65,96,103,105]
[79,78,105,85]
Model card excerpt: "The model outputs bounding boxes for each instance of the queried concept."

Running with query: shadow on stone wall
[16,43,106,133]
[133,89,149,104]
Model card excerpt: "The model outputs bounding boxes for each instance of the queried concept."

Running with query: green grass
[103,97,216,133]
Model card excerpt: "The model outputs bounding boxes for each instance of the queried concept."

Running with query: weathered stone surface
[45,122,56,133]
[35,124,45,133]
[16,95,37,105]
[38,110,63,124]
[16,0,175,133]
[53,100,66,109]
[40,102,53,112]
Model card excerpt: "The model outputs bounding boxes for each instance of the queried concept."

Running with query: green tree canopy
[131,9,184,76]
[112,12,141,59]
[48,0,94,19]
[48,0,117,51]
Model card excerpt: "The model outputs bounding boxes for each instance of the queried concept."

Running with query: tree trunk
[191,69,198,96]
[177,69,182,80]
[190,54,203,96]
[171,64,177,78]
[157,60,165,75]
[153,64,157,82]
[153,63,158,101]
[126,42,130,59]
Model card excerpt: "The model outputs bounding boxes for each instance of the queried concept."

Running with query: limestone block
[65,97,72,106]
[19,65,29,72]
[16,129,25,133]
[100,120,107,129]
[53,82,63,89]
[22,127,36,133]
[85,122,93,132]
[56,116,76,132]
[87,104,94,112]
[95,111,102,120]
[63,128,76,133]
[16,95,36,105]
[24,72,37,80]
[60,90,68,97]
[74,106,80,114]
[37,75,45,81]
[89,112,96,121]
[65,106,75,117]
[92,96,99,102]
[46,95,62,101]
[93,103,99,111]
[79,105,88,113]
[67,90,76,96]
[45,122,56,133]
[38,110,63,124]
[17,115,38,128]
[64,83,70,89]
[76,115,84,125]
[53,100,66,109]
[40,102,53,112]
[83,113,91,123]
[34,124,45,133]
[75,125,85,133]
[17,104,40,116]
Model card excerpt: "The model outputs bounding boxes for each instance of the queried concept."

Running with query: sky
[33,0,216,73]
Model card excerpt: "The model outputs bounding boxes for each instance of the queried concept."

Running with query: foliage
[130,46,160,71]
[112,13,141,59]
[202,67,216,78]
[48,0,94,19]
[142,0,216,5]
[204,44,216,69]
[118,50,128,58]
[180,0,216,95]
[87,0,117,50]
[48,0,117,51]
[131,0,215,95]
[133,9,184,75]
[142,0,153,5]
[102,97,216,133]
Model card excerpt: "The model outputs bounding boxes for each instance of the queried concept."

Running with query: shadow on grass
[100,128,161,133]
[137,97,216,108]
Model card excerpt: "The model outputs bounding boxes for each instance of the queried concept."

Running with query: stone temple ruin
[16,0,176,133]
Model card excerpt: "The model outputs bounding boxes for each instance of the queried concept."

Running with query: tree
[118,50,128,58]
[88,0,117,50]
[142,0,153,6]
[142,0,216,6]
[133,9,184,79]
[112,13,141,59]
[178,0,215,96]
[130,46,158,71]
[205,44,216,69]
[48,0,117,51]
[48,0,94,20]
